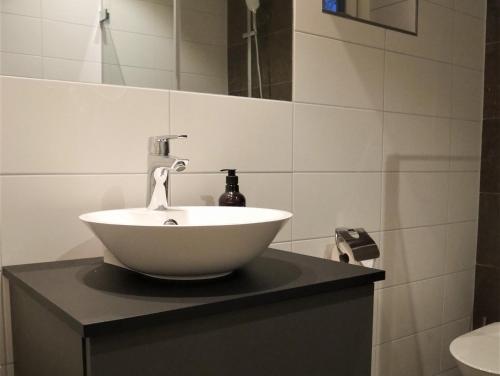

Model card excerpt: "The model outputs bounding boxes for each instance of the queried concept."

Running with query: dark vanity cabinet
[4,249,384,376]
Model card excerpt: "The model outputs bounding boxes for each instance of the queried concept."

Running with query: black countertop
[3,248,384,337]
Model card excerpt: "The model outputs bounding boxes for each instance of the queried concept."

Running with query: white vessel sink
[80,206,292,280]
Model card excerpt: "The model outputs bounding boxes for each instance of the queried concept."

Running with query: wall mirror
[0,0,292,101]
[322,0,418,34]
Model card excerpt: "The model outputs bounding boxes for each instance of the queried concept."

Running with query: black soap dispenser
[219,169,246,207]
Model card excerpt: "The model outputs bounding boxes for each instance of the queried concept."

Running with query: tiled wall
[370,0,417,32]
[294,1,484,375]
[179,0,228,94]
[0,0,228,93]
[475,0,500,328]
[102,0,176,90]
[0,0,486,375]
[0,0,102,83]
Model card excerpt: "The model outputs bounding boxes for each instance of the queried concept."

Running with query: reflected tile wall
[475,0,500,327]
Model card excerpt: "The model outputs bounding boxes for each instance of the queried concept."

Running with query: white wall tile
[102,64,174,90]
[1,77,170,174]
[371,0,406,7]
[42,20,101,62]
[180,40,227,78]
[384,52,452,117]
[1,174,147,266]
[291,237,337,260]
[293,103,383,172]
[170,91,293,172]
[294,0,386,48]
[180,0,225,15]
[107,0,173,37]
[436,368,461,376]
[1,13,42,55]
[179,73,228,95]
[0,364,14,376]
[270,242,292,252]
[454,0,486,19]
[383,113,451,171]
[427,0,453,8]
[453,12,485,70]
[374,327,442,376]
[440,317,471,371]
[43,57,101,83]
[41,0,101,26]
[294,32,384,110]
[452,66,484,121]
[443,269,475,322]
[447,172,480,222]
[370,0,416,32]
[1,0,40,17]
[376,277,444,343]
[445,221,478,273]
[386,0,453,63]
[293,173,381,240]
[0,52,42,78]
[450,120,482,171]
[381,172,449,230]
[379,226,446,288]
[170,173,292,242]
[181,8,226,46]
[103,29,174,71]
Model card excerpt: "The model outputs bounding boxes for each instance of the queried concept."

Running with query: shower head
[245,0,260,13]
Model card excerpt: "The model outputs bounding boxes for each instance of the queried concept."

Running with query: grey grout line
[290,219,477,243]
[374,315,472,348]
[371,0,407,12]
[441,11,457,330]
[294,30,485,73]
[379,31,387,243]
[293,99,483,123]
[0,170,483,177]
[39,1,45,81]
[0,173,148,177]
[377,268,476,291]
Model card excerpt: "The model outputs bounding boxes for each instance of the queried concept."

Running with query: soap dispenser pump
[219,169,246,207]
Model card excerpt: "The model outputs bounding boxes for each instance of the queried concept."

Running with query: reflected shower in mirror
[323,0,418,34]
[0,0,293,101]
[178,0,293,101]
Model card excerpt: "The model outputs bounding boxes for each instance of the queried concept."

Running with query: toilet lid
[450,322,500,375]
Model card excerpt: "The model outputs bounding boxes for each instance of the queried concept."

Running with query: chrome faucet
[147,135,189,210]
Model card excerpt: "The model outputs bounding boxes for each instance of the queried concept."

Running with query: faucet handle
[149,135,187,156]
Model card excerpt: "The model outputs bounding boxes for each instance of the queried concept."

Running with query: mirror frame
[321,0,419,36]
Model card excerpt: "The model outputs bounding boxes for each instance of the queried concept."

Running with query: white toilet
[450,322,500,376]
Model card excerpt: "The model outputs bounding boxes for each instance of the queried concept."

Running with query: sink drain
[163,219,178,225]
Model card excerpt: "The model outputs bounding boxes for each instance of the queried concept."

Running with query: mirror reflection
[103,0,293,100]
[0,0,292,101]
[1,0,416,100]
[323,0,417,34]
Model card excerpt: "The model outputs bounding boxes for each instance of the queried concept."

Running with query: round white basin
[80,206,292,280]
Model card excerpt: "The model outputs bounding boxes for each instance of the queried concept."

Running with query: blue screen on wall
[323,0,345,13]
